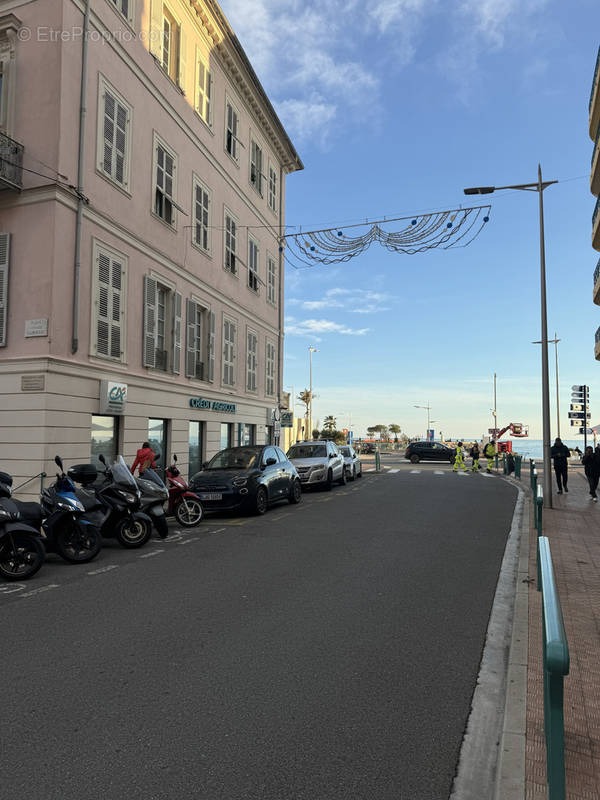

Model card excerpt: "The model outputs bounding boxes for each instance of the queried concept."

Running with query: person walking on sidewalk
[452,442,468,472]
[469,442,481,472]
[131,441,159,483]
[582,445,600,501]
[483,439,496,473]
[551,437,570,494]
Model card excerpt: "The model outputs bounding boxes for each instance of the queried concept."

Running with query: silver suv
[286,441,346,490]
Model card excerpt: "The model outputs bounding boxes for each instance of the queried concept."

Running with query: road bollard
[375,449,380,472]
[495,454,499,470]
[530,460,536,491]
[515,454,522,480]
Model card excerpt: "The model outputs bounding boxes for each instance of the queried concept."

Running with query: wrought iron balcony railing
[590,47,600,114]
[594,196,600,230]
[0,130,23,190]
[596,325,600,345]
[594,258,600,286]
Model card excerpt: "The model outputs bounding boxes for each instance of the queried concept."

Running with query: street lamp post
[414,403,432,440]
[532,333,561,439]
[465,165,557,508]
[308,345,318,438]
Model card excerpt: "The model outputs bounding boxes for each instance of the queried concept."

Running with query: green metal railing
[535,484,544,539]
[537,536,570,800]
[515,454,522,479]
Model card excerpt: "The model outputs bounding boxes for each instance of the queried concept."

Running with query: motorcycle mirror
[54,455,63,471]
[155,454,160,462]
[173,454,178,462]
[99,453,106,465]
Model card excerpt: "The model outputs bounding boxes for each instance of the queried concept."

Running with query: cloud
[285,317,370,339]
[288,287,394,314]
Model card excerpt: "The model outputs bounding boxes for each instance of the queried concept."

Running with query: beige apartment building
[0,0,302,492]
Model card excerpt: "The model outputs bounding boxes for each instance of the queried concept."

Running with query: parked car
[404,442,456,464]
[359,443,376,455]
[286,441,346,489]
[189,445,301,515]
[339,445,362,481]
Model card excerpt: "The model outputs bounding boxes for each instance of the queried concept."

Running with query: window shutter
[96,251,111,356]
[149,0,163,58]
[172,290,182,374]
[206,72,212,125]
[185,298,196,378]
[102,92,114,176]
[179,27,187,92]
[143,275,157,367]
[208,310,215,382]
[110,256,123,359]
[0,233,10,347]
[114,101,128,186]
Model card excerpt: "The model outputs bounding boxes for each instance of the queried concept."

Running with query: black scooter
[0,472,45,581]
[70,455,152,548]
[135,457,169,539]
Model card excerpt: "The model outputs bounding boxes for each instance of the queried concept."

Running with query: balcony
[594,259,600,305]
[593,196,600,252]
[595,325,600,361]
[593,124,600,196]
[0,131,23,191]
[590,47,600,140]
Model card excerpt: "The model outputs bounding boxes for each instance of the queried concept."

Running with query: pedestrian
[452,441,468,472]
[470,442,481,472]
[131,441,159,483]
[483,439,496,473]
[507,452,515,475]
[550,437,570,494]
[582,445,600,501]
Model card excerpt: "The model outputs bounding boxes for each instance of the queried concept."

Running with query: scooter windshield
[111,456,138,489]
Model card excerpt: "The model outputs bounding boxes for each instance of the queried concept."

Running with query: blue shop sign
[190,397,236,413]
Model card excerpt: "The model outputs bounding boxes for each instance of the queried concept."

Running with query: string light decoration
[280,204,491,267]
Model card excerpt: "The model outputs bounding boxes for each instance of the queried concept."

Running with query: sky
[220,0,600,440]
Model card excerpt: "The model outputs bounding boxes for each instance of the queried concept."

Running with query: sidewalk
[525,463,600,799]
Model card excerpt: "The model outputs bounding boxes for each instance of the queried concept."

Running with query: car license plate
[200,493,222,501]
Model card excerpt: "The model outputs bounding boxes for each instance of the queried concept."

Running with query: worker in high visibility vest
[484,440,496,473]
[470,442,481,472]
[452,441,468,472]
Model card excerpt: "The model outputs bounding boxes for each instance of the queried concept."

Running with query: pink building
[0,0,302,493]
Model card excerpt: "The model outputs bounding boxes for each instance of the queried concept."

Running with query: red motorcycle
[166,455,204,527]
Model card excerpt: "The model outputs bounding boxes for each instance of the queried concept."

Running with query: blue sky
[220,0,600,440]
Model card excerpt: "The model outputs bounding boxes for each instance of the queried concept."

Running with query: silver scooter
[135,457,169,539]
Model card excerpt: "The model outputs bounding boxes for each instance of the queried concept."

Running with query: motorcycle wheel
[55,524,102,564]
[153,513,169,539]
[0,533,45,581]
[115,517,152,549]
[174,498,203,527]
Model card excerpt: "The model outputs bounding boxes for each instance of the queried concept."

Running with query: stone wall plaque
[21,374,45,392]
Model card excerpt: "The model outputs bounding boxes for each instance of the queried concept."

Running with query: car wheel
[410,454,420,464]
[288,479,302,504]
[338,468,347,486]
[254,486,268,515]
[349,466,356,481]
[323,469,333,491]
[357,464,362,478]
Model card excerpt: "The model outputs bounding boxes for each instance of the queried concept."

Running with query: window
[265,340,275,397]
[98,78,131,189]
[153,136,176,225]
[188,421,204,479]
[225,100,239,162]
[192,178,210,253]
[92,241,126,361]
[162,8,179,82]
[224,210,237,275]
[186,299,215,382]
[250,138,263,195]
[268,164,277,212]
[248,237,259,292]
[148,418,168,480]
[222,316,236,386]
[91,415,119,469]
[109,0,131,22]
[246,330,257,392]
[0,231,10,347]
[220,422,233,450]
[242,424,255,446]
[143,275,182,373]
[196,55,212,125]
[267,256,277,305]
[0,17,18,136]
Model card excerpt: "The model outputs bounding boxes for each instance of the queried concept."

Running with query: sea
[501,438,595,460]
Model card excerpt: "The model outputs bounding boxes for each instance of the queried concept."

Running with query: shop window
[220,422,233,450]
[188,420,204,478]
[242,423,255,446]
[148,418,168,478]
[91,415,119,468]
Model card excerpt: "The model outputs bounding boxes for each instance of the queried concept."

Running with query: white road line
[389,469,400,474]
[139,549,164,558]
[212,528,226,534]
[178,538,200,545]
[455,471,468,476]
[20,584,60,598]
[410,470,421,474]
[87,564,119,575]
[481,473,494,477]
[365,468,376,472]
[434,470,445,475]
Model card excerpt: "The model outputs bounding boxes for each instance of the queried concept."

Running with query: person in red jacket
[131,442,157,477]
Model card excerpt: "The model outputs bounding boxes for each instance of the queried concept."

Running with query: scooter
[70,455,152,549]
[166,455,203,527]
[135,461,170,539]
[0,471,45,581]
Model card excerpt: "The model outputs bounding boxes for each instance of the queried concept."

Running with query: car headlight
[232,477,247,487]
[311,464,326,473]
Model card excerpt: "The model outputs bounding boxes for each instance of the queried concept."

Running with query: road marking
[365,468,376,472]
[20,583,60,598]
[87,564,119,575]
[179,537,200,545]
[455,471,468,476]
[0,582,27,595]
[410,470,421,474]
[434,470,445,475]
[481,473,494,478]
[212,528,226,534]
[139,549,164,558]
[389,469,400,474]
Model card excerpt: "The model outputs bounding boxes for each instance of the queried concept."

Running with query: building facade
[0,0,302,493]
[591,46,600,354]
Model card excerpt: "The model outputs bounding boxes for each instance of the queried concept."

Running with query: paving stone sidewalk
[525,463,600,799]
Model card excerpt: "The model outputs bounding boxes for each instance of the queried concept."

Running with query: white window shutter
[179,27,187,92]
[0,233,10,347]
[149,0,163,58]
[185,298,196,378]
[96,251,111,356]
[172,291,182,374]
[143,275,157,367]
[110,256,123,359]
[102,92,114,176]
[208,311,215,382]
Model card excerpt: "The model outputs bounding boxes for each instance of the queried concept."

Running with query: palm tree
[323,415,337,432]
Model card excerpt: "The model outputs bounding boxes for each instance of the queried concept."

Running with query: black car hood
[192,469,256,484]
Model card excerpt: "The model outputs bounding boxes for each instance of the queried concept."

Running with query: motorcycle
[0,471,45,581]
[166,455,203,527]
[134,461,170,539]
[70,455,152,549]
[33,456,103,563]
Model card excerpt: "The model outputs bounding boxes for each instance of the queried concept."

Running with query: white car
[339,445,363,481]
[286,441,346,490]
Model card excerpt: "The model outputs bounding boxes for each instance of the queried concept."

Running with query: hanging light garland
[280,204,491,267]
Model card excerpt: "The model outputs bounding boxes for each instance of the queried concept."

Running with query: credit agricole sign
[189,397,236,413]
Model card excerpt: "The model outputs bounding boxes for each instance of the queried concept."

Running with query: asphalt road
[1,456,517,800]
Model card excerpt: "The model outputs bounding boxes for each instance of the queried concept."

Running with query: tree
[367,424,389,441]
[323,415,337,432]
[297,389,312,418]
[320,428,345,444]
[389,424,402,442]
